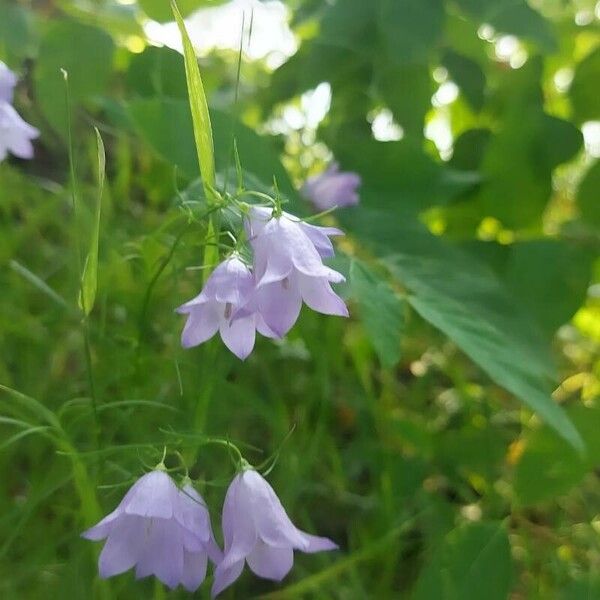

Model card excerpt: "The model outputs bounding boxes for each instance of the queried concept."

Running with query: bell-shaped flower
[212,469,338,597]
[0,101,39,162]
[82,471,222,592]
[245,206,348,337]
[0,61,17,103]
[177,255,276,360]
[301,162,361,211]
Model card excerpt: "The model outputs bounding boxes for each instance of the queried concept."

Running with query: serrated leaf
[78,128,105,316]
[342,210,584,452]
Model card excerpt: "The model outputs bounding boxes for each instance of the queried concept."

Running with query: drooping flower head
[244,206,348,337]
[301,162,361,211]
[0,102,39,161]
[177,255,276,360]
[0,61,17,103]
[212,469,338,597]
[82,471,222,592]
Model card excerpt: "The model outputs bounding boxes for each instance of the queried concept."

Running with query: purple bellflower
[212,469,338,597]
[301,162,361,211]
[0,61,17,103]
[82,471,222,592]
[0,102,39,161]
[0,62,39,163]
[244,206,348,337]
[177,255,276,360]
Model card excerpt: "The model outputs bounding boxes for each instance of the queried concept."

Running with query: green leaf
[570,47,600,123]
[442,50,486,112]
[0,1,37,60]
[78,128,105,316]
[127,98,297,199]
[350,260,405,368]
[140,0,225,23]
[171,0,216,201]
[453,0,556,52]
[504,240,594,336]
[342,210,584,452]
[378,0,444,64]
[126,45,187,99]
[413,521,512,600]
[514,405,600,506]
[577,161,600,228]
[34,20,114,134]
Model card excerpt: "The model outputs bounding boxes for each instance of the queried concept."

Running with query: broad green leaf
[504,240,594,336]
[350,260,405,368]
[453,0,556,51]
[78,128,105,316]
[378,0,444,64]
[126,45,187,99]
[514,405,600,506]
[577,161,600,228]
[341,210,584,451]
[127,98,297,199]
[140,0,225,22]
[413,521,512,600]
[570,48,600,123]
[172,0,216,201]
[0,1,37,60]
[34,20,114,134]
[442,50,486,112]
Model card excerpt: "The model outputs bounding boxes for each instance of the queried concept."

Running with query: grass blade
[171,0,216,199]
[78,128,105,315]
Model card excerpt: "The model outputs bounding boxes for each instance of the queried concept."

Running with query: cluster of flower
[177,205,351,359]
[0,62,39,162]
[83,467,337,596]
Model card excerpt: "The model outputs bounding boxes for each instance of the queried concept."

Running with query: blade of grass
[78,128,105,316]
[9,260,72,311]
[171,0,215,198]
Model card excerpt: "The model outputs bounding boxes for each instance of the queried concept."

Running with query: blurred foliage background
[0,0,599,598]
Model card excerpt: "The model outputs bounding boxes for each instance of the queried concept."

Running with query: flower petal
[179,485,211,545]
[298,532,339,553]
[211,558,244,598]
[180,548,208,592]
[180,302,220,349]
[134,518,184,589]
[219,313,256,360]
[299,276,349,317]
[298,222,343,258]
[124,471,179,520]
[98,515,144,578]
[255,280,302,338]
[247,541,294,581]
[82,507,123,541]
[220,474,257,571]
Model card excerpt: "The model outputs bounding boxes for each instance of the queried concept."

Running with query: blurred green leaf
[442,50,486,112]
[128,98,296,197]
[514,405,600,506]
[34,20,114,134]
[413,521,512,600]
[570,48,600,123]
[126,45,187,99]
[577,161,600,228]
[378,0,444,64]
[78,128,105,316]
[140,0,225,22]
[504,240,594,336]
[0,1,37,60]
[350,260,405,368]
[560,575,600,600]
[453,0,556,51]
